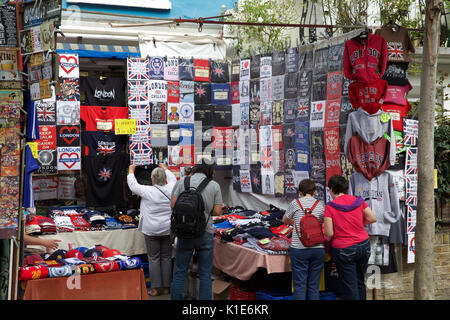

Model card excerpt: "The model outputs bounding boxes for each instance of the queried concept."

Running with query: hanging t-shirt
[213,105,232,127]
[83,153,128,207]
[250,55,260,79]
[80,106,128,131]
[286,47,299,73]
[375,25,415,63]
[384,82,412,106]
[381,102,412,131]
[211,83,231,105]
[194,59,210,82]
[348,79,388,114]
[272,49,286,76]
[178,58,194,81]
[210,60,230,83]
[194,104,213,125]
[284,72,299,99]
[80,77,125,106]
[194,82,211,105]
[23,144,40,208]
[382,62,410,86]
[82,131,127,156]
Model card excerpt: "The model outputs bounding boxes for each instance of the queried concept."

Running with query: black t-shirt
[179,58,194,80]
[213,105,232,127]
[83,153,128,207]
[80,77,125,106]
[194,82,211,105]
[250,55,260,79]
[272,49,286,76]
[210,60,230,83]
[82,131,127,156]
[382,62,410,86]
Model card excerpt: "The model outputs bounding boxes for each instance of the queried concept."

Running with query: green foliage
[322,0,368,33]
[225,0,301,56]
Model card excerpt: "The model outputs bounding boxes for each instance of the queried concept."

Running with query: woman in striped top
[282,179,325,300]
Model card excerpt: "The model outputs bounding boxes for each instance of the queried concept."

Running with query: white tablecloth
[28,228,147,256]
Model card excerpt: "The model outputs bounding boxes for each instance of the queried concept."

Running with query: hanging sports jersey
[210,60,229,83]
[83,153,128,207]
[80,77,125,106]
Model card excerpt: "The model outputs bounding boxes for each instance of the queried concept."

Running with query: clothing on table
[348,171,401,237]
[324,194,369,249]
[127,169,177,236]
[284,195,325,250]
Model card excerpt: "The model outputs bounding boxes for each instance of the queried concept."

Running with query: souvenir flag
[129,104,150,123]
[407,205,416,234]
[405,175,418,206]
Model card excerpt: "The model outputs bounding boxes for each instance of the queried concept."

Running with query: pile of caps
[19,244,142,281]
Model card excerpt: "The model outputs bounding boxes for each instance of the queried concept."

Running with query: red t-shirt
[80,106,128,131]
[324,194,369,249]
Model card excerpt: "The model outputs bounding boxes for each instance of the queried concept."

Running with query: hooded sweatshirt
[349,171,401,237]
[348,79,388,114]
[343,33,388,82]
[324,194,369,248]
[344,108,396,167]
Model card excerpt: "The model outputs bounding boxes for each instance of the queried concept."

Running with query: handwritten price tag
[115,119,136,135]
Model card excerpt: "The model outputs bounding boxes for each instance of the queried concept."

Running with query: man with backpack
[170,163,223,300]
[282,179,325,300]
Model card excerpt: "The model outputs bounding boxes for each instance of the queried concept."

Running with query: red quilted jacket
[344,33,388,82]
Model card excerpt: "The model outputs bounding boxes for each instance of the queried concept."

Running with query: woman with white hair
[127,163,177,296]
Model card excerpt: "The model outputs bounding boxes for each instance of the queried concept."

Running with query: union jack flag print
[36,102,56,124]
[403,119,418,146]
[260,146,273,172]
[405,147,418,176]
[98,167,112,182]
[127,58,150,80]
[239,170,252,193]
[405,175,418,206]
[127,81,148,106]
[407,205,416,234]
[387,42,404,61]
[130,142,153,165]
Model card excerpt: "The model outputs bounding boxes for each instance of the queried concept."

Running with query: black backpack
[171,176,211,239]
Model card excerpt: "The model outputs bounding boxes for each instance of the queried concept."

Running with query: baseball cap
[46,249,67,261]
[65,249,83,259]
[102,248,121,258]
[75,247,89,256]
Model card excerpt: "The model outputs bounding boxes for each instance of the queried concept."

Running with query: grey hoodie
[344,108,395,166]
[348,171,401,236]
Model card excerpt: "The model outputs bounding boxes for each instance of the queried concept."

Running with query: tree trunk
[414,0,444,300]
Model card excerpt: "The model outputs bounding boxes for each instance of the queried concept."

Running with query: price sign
[115,119,136,135]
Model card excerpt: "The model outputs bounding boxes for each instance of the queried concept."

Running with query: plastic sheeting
[139,34,227,60]
[214,170,290,212]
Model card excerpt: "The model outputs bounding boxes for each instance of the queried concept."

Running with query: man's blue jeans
[170,232,214,300]
[331,238,371,300]
[290,247,325,300]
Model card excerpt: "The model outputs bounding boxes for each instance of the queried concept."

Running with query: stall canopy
[56,42,141,59]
